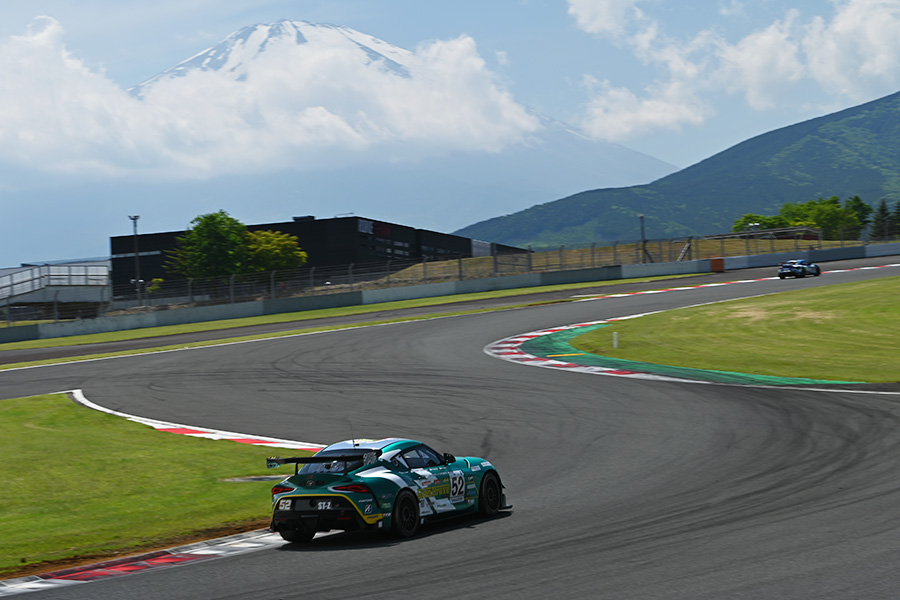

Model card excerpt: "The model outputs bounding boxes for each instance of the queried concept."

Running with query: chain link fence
[3,231,890,325]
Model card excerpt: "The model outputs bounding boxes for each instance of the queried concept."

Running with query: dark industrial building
[110,215,521,288]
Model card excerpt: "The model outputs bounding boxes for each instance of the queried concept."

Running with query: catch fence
[3,232,885,325]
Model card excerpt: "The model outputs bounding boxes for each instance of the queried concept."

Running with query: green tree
[731,213,788,232]
[244,230,308,272]
[891,200,900,240]
[845,195,873,234]
[778,196,862,240]
[871,199,891,241]
[166,211,250,279]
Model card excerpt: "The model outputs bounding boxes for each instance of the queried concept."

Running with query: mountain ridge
[455,90,900,246]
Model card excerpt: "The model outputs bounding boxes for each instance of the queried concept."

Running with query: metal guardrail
[0,265,109,301]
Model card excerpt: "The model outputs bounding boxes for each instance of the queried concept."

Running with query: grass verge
[0,394,304,578]
[571,276,900,382]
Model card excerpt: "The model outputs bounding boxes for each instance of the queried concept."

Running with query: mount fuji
[124,20,676,234]
[131,20,415,95]
[2,19,678,266]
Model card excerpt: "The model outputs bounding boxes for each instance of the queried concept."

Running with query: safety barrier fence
[110,234,848,311]
[0,265,109,301]
[3,234,896,328]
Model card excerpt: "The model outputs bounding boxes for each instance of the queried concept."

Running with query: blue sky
[3,0,900,265]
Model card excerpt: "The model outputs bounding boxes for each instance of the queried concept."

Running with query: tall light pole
[639,214,649,263]
[128,215,141,304]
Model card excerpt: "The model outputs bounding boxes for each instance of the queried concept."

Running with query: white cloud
[569,0,900,142]
[567,0,646,38]
[803,0,900,98]
[716,11,805,110]
[0,17,142,174]
[580,76,708,140]
[0,18,539,179]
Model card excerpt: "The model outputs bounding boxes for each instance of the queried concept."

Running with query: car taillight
[272,484,294,495]
[333,484,371,494]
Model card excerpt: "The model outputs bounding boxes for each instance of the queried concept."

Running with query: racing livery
[267,438,509,542]
[778,259,821,278]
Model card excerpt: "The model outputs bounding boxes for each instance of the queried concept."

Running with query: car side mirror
[443,453,456,465]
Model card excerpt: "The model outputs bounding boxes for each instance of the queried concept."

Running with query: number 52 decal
[449,471,465,503]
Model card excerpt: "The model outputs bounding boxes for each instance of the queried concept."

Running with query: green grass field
[0,394,303,577]
[571,276,900,382]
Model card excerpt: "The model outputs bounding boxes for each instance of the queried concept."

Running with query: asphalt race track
[3,258,900,599]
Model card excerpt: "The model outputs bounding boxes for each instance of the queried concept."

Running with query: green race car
[267,437,509,542]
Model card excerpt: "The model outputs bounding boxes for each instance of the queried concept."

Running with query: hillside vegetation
[456,91,900,248]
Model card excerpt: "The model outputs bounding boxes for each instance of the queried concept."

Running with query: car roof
[319,438,420,453]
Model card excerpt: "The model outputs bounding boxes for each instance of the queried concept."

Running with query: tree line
[165,210,308,279]
[733,196,900,241]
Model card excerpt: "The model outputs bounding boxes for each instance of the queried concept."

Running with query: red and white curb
[484,316,698,383]
[0,528,348,597]
[0,531,288,596]
[69,389,326,451]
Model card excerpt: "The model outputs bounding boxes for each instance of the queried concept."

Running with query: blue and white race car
[778,259,821,279]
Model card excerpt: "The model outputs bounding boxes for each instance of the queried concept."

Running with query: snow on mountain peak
[132,20,412,94]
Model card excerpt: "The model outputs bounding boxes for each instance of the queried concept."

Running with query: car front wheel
[478,471,502,517]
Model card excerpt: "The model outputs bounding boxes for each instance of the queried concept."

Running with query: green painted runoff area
[524,325,860,385]
[568,276,900,384]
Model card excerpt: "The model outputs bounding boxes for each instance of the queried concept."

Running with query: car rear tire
[779,274,786,279]
[278,526,315,543]
[391,490,419,538]
[478,471,502,517]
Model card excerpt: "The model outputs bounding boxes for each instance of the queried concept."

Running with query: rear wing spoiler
[267,451,381,474]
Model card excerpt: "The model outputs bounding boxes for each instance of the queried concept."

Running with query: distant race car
[267,438,509,542]
[778,259,821,279]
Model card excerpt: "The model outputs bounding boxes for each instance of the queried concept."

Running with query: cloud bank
[569,0,900,141]
[0,18,539,179]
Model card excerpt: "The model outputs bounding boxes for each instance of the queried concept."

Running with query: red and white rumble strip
[0,530,317,597]
[483,316,694,383]
[69,389,325,451]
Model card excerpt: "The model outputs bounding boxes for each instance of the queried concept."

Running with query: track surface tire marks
[2,258,900,599]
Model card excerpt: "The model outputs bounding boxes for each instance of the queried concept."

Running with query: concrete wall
[621,261,709,278]
[865,242,900,258]
[538,265,623,286]
[0,324,39,344]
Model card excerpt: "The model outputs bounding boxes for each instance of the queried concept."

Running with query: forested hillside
[456,91,900,247]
